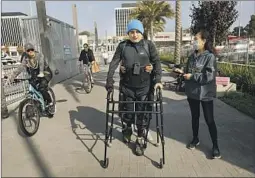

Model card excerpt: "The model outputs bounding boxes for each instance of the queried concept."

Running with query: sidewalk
[2,66,255,177]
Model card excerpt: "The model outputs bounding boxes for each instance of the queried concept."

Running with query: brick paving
[2,66,255,177]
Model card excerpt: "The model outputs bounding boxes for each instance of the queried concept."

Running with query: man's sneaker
[91,78,95,84]
[135,137,145,156]
[46,103,55,116]
[212,146,221,159]
[187,137,200,150]
[122,126,132,143]
[1,109,9,119]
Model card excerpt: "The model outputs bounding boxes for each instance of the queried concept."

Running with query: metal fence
[1,16,24,46]
[2,65,29,105]
[216,38,255,65]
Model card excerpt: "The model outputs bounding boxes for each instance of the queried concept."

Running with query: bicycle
[7,77,56,137]
[80,63,93,93]
[164,65,185,92]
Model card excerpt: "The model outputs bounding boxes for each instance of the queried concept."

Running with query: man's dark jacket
[79,49,95,64]
[106,39,162,88]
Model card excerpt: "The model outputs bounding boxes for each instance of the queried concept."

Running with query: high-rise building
[115,3,137,37]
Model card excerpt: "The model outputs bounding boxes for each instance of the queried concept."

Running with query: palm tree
[129,1,174,41]
[174,0,181,65]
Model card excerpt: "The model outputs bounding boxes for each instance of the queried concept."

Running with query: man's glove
[154,82,163,90]
[105,82,114,92]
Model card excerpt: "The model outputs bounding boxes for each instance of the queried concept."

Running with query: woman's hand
[174,68,184,74]
[183,73,192,80]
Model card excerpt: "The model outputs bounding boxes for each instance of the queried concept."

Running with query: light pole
[29,0,33,16]
[72,4,79,53]
[238,1,242,37]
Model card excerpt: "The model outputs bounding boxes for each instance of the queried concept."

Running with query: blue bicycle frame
[27,84,46,111]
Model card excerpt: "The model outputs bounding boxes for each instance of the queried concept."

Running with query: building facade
[115,3,136,37]
[154,32,193,47]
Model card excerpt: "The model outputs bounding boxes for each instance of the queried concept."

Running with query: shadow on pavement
[59,69,255,174]
[93,79,255,174]
[4,105,54,177]
[151,96,255,174]
[69,106,127,167]
[61,75,82,102]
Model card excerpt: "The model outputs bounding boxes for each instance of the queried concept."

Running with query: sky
[2,1,255,38]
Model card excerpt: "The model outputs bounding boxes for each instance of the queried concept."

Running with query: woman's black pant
[187,98,218,146]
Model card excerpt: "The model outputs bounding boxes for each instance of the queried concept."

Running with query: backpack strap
[143,40,151,60]
[120,40,151,62]
[120,41,127,60]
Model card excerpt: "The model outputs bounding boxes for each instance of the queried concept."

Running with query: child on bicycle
[6,43,53,107]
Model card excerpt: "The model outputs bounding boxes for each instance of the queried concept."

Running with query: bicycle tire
[84,73,92,94]
[18,98,40,137]
[47,88,56,117]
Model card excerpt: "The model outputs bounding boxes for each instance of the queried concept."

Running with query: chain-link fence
[1,65,29,105]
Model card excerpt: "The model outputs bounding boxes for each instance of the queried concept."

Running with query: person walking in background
[102,49,109,65]
[174,30,221,159]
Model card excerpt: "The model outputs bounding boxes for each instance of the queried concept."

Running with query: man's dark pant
[30,73,52,105]
[120,85,151,137]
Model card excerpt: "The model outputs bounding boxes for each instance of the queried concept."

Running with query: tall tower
[94,21,98,49]
[72,4,79,53]
[114,3,137,37]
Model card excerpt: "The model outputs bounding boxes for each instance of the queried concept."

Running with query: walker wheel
[155,142,160,147]
[159,158,163,169]
[103,158,109,169]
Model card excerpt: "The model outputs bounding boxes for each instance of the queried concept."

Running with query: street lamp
[238,1,242,37]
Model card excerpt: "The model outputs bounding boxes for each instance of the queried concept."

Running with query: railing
[2,65,29,105]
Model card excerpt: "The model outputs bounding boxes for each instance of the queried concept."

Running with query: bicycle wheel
[47,88,56,117]
[84,73,92,94]
[18,98,40,137]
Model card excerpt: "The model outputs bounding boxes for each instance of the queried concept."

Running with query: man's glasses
[26,49,34,52]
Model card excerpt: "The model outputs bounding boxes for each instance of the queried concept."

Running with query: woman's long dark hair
[199,30,215,54]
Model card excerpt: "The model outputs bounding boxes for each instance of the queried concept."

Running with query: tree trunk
[150,21,154,42]
[143,31,148,40]
[213,26,216,47]
[174,0,181,64]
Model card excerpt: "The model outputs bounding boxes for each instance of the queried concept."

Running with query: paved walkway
[2,66,255,177]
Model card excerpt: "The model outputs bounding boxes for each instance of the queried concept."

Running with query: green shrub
[219,91,255,119]
[160,53,175,64]
[217,62,255,96]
